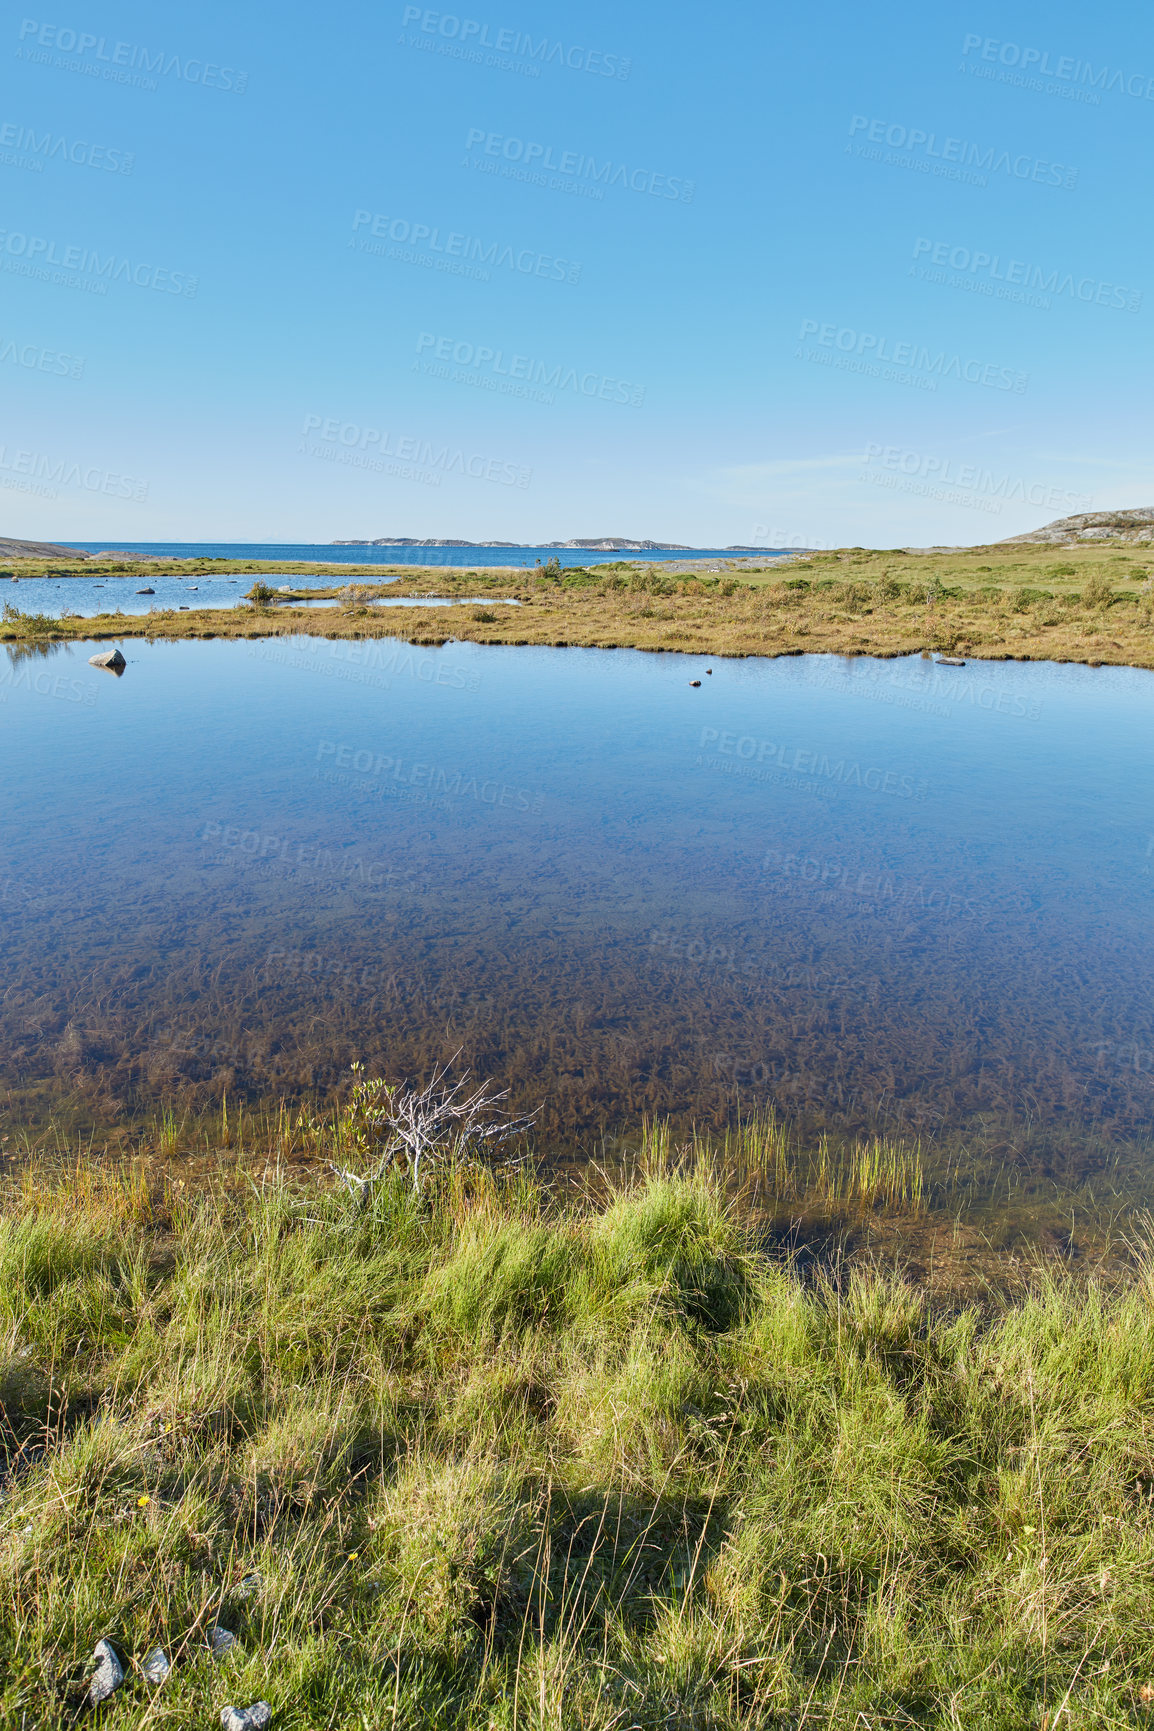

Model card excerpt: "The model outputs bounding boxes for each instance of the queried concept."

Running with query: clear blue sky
[2,0,1151,546]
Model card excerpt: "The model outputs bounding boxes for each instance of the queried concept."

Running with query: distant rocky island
[331,537,771,551]
[332,537,694,550]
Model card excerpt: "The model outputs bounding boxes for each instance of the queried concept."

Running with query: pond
[3,634,1153,1183]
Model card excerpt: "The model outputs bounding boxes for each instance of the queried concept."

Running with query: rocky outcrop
[999,509,1154,546]
[0,535,88,559]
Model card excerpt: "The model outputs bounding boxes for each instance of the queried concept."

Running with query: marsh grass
[4,540,1154,667]
[3,1142,1154,1727]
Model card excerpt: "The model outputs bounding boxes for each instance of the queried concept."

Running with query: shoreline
[4,541,1153,670]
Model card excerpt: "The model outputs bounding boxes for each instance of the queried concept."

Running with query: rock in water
[220,1703,272,1731]
[88,1639,124,1704]
[135,587,155,595]
[88,649,126,672]
[142,1647,170,1683]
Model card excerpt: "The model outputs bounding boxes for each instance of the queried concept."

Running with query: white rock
[88,648,126,672]
[142,1646,170,1683]
[220,1702,272,1731]
[88,1639,124,1705]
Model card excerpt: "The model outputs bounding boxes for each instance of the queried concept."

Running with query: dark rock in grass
[87,1639,124,1705]
[220,1703,272,1731]
[88,648,126,673]
[210,1624,238,1660]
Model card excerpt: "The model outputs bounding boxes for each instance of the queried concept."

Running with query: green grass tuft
[3,1161,1154,1726]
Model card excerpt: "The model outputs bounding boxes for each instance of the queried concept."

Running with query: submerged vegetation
[3,1131,1154,1728]
[3,540,1154,667]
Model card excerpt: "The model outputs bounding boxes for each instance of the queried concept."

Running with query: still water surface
[3,635,1152,1158]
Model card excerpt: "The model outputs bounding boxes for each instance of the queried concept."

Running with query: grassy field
[3,540,1154,668]
[4,1116,1154,1728]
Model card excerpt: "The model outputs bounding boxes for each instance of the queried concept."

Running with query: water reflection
[3,638,1152,1169]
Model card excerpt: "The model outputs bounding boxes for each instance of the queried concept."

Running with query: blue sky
[2,0,1152,546]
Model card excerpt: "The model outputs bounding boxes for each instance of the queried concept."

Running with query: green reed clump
[3,1157,1154,1727]
[1,603,57,636]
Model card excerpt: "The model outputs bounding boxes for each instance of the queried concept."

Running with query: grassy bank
[4,1139,1154,1727]
[4,540,1154,668]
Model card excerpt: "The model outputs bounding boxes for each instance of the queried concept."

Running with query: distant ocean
[65,542,786,569]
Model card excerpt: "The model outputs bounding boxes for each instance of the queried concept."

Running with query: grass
[3,541,1154,668]
[4,1130,1154,1727]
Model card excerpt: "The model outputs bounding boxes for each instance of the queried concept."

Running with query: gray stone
[88,649,126,672]
[141,1646,170,1683]
[220,1703,272,1731]
[87,1639,124,1705]
[210,1623,238,1660]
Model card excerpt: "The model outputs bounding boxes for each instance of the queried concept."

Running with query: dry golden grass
[3,541,1153,668]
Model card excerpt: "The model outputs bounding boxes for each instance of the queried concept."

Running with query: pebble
[142,1646,170,1683]
[689,679,701,687]
[220,1703,272,1731]
[88,1639,124,1705]
[210,1624,238,1660]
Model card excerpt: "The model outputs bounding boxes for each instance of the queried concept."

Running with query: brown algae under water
[3,632,1153,1273]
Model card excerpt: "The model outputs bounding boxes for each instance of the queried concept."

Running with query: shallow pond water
[3,635,1153,1173]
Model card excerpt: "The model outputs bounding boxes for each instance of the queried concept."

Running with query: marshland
[4,534,1154,1726]
[3,538,1154,667]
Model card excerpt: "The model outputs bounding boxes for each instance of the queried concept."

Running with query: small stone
[235,1571,262,1599]
[142,1646,170,1683]
[88,648,126,672]
[210,1624,238,1660]
[135,587,155,595]
[705,668,712,674]
[88,1639,124,1705]
[689,679,701,687]
[220,1703,272,1731]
